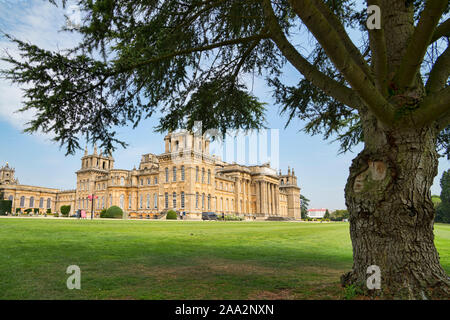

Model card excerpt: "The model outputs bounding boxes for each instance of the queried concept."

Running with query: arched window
[120,195,124,209]
[154,193,158,209]
[8,195,13,201]
[140,194,143,209]
[173,192,177,209]
[208,194,211,210]
[147,178,151,185]
[29,196,34,208]
[226,199,229,211]
[202,193,205,209]
[154,177,158,185]
[208,169,211,184]
[20,196,25,208]
[173,167,177,182]
[47,198,51,209]
[181,166,185,181]
[202,168,205,183]
[39,197,44,208]
[196,166,199,182]
[165,167,169,182]
[181,192,185,209]
[121,177,125,186]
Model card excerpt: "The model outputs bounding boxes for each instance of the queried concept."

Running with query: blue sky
[0,0,448,210]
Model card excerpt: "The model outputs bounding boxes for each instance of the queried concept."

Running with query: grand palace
[0,132,301,220]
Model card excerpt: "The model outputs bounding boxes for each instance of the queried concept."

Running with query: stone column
[256,181,261,215]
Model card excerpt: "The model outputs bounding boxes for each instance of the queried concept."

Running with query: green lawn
[0,218,449,300]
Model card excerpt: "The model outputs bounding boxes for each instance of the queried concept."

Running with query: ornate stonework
[0,132,301,219]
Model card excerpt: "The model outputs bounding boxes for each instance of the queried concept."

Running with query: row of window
[12,195,52,209]
[164,166,212,184]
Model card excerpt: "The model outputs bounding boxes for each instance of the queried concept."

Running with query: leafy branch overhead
[1,0,449,155]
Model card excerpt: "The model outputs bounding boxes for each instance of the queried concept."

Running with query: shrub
[24,208,32,215]
[99,209,107,218]
[224,215,243,221]
[53,212,59,217]
[0,200,12,215]
[16,208,21,214]
[166,210,177,220]
[60,205,71,217]
[101,206,123,219]
[33,208,39,214]
[46,209,51,214]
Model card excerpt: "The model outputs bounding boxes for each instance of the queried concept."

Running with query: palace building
[0,132,301,220]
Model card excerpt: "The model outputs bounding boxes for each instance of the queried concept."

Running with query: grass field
[0,218,449,300]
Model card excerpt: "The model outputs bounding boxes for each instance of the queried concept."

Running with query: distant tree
[300,195,310,220]
[324,209,330,220]
[436,170,450,223]
[330,209,349,221]
[432,195,442,208]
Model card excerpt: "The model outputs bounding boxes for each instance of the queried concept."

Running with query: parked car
[202,212,218,220]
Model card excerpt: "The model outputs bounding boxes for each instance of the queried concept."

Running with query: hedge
[166,210,177,220]
[0,200,12,215]
[100,206,123,219]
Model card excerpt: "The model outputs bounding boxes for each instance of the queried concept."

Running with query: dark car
[202,212,218,220]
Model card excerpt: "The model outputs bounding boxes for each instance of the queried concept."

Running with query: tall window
[39,197,44,208]
[47,198,51,209]
[120,195,124,209]
[181,166,185,181]
[181,192,185,209]
[29,196,34,208]
[102,196,105,208]
[8,195,13,202]
[129,195,132,209]
[165,167,169,182]
[109,195,112,207]
[154,193,158,209]
[196,192,199,208]
[20,196,25,207]
[140,179,143,186]
[147,178,151,185]
[196,166,199,182]
[154,177,158,184]
[173,192,177,209]
[202,193,205,209]
[121,177,125,186]
[173,167,177,182]
[208,194,211,210]
[140,194,143,208]
[202,168,205,183]
[147,194,150,208]
[208,169,211,184]
[165,192,169,209]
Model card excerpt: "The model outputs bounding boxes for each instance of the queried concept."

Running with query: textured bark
[341,111,450,299]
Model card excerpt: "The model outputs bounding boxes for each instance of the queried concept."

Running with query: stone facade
[0,132,301,219]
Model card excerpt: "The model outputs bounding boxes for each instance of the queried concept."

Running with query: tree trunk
[341,112,450,299]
